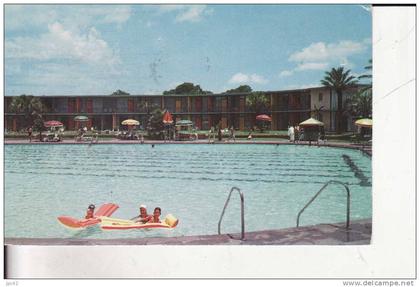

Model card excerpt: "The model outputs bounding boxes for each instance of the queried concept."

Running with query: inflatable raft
[100,214,179,230]
[57,203,119,229]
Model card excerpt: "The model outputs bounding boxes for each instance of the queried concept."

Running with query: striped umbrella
[44,120,64,128]
[121,119,140,126]
[299,117,324,126]
[162,110,174,124]
[256,114,272,122]
[355,118,372,128]
[74,115,89,122]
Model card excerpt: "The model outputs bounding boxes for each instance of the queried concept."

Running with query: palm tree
[313,104,325,121]
[321,67,358,133]
[9,95,44,129]
[347,89,372,119]
[358,59,372,94]
[358,59,372,81]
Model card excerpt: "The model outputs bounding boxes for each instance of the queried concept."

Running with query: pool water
[4,144,372,239]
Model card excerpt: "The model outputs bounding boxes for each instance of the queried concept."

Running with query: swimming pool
[4,144,371,239]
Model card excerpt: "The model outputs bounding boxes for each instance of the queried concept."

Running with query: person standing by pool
[148,207,162,223]
[294,126,299,143]
[287,125,294,142]
[131,205,152,223]
[85,204,95,219]
[208,126,215,143]
[229,126,236,142]
[27,127,33,142]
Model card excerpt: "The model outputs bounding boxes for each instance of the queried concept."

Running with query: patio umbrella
[175,120,193,126]
[355,118,372,128]
[299,117,324,126]
[74,115,89,122]
[162,110,174,124]
[256,114,272,122]
[44,120,63,128]
[121,119,140,126]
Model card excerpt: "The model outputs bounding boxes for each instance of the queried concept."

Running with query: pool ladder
[296,180,351,229]
[218,187,245,240]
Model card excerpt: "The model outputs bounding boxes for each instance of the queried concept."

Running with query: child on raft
[85,204,95,219]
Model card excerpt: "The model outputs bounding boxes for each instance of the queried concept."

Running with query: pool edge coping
[4,219,372,246]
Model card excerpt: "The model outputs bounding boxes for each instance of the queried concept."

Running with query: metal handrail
[296,180,351,229]
[218,187,245,240]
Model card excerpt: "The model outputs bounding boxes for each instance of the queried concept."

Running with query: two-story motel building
[5,86,361,132]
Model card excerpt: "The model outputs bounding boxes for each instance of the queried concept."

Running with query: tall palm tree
[358,59,372,81]
[9,95,44,129]
[313,104,325,121]
[346,59,372,120]
[358,59,372,94]
[321,67,358,133]
[348,89,372,119]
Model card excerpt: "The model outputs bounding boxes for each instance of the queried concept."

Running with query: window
[319,93,323,102]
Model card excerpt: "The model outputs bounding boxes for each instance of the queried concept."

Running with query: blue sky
[5,4,372,95]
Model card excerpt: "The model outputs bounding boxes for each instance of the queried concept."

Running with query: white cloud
[175,6,208,23]
[158,5,186,12]
[283,39,370,76]
[279,70,294,77]
[8,62,122,95]
[5,5,58,31]
[289,40,367,64]
[6,22,120,66]
[100,6,132,24]
[5,5,132,31]
[229,73,268,85]
[295,62,329,71]
[157,5,212,23]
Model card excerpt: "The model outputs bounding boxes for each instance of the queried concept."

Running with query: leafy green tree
[32,116,45,141]
[246,92,270,131]
[347,89,372,119]
[163,82,212,95]
[345,59,372,120]
[9,95,45,129]
[225,85,252,94]
[137,100,160,114]
[147,108,165,139]
[245,92,270,114]
[111,89,130,96]
[321,67,358,133]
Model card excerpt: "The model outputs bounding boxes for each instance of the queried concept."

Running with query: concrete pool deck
[5,219,371,245]
[4,138,372,156]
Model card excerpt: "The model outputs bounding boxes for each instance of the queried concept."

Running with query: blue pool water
[4,144,372,239]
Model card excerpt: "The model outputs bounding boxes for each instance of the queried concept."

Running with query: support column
[112,113,117,130]
[12,118,17,131]
[239,115,245,131]
[221,117,227,129]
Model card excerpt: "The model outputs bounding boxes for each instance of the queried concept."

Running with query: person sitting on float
[85,204,95,219]
[147,207,162,223]
[131,204,152,223]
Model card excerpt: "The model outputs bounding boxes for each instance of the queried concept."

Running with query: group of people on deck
[287,125,326,144]
[85,204,162,223]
